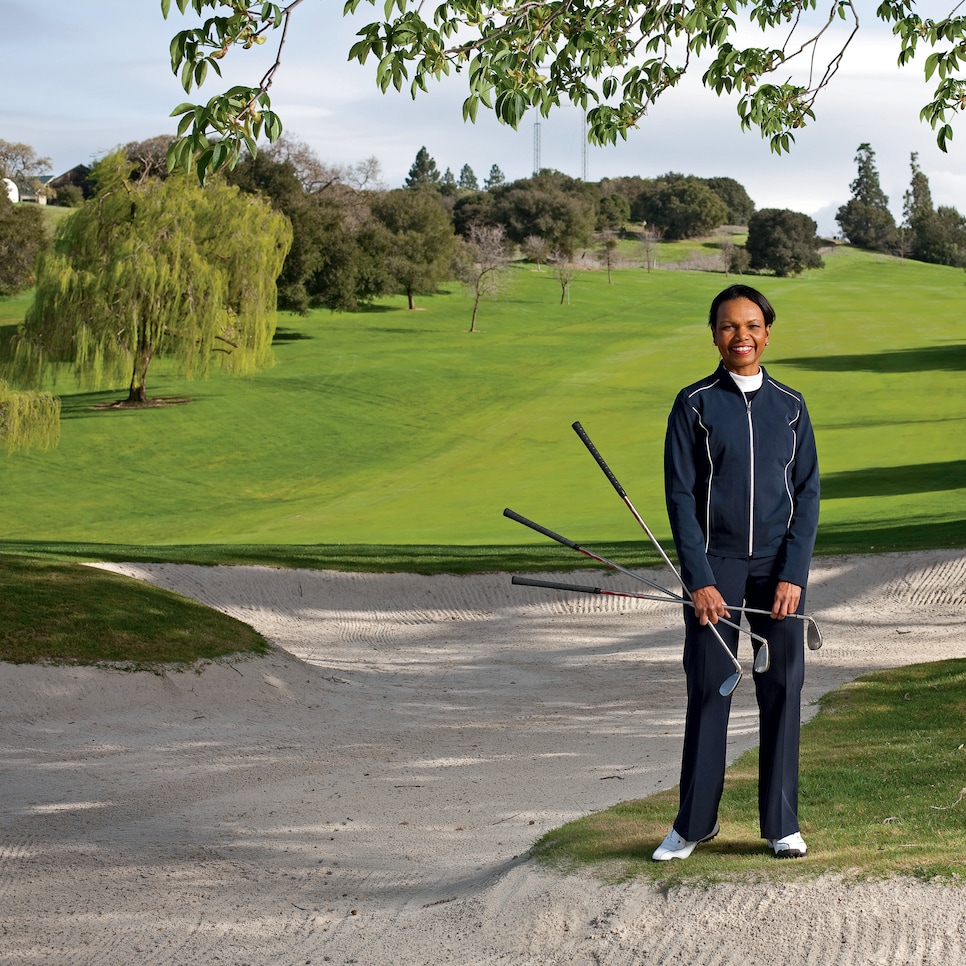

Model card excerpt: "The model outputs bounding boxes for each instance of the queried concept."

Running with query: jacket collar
[714,361,769,392]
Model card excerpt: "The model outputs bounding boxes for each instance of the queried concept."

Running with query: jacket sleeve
[664,393,717,592]
[777,397,820,587]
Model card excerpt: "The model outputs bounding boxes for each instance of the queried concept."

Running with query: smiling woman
[657,283,820,862]
[710,291,772,377]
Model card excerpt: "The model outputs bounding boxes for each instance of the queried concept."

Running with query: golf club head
[753,643,771,674]
[719,670,742,697]
[806,619,824,650]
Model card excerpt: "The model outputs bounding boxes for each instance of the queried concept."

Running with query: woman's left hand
[771,581,802,619]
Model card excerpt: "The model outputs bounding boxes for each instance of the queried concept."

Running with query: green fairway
[0,246,963,562]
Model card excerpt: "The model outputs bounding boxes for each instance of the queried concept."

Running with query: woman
[653,284,820,861]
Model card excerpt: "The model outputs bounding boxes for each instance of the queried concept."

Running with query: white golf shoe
[767,831,807,858]
[651,821,720,861]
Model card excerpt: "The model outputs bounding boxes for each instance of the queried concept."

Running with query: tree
[484,165,505,191]
[11,154,291,405]
[721,240,751,275]
[452,190,496,237]
[901,153,966,266]
[123,135,176,183]
[704,177,755,226]
[0,140,51,199]
[405,147,440,189]
[549,252,577,305]
[637,176,728,240]
[521,234,549,270]
[439,167,457,196]
[492,170,596,256]
[0,191,49,295]
[163,3,966,181]
[228,147,376,313]
[0,381,60,453]
[597,192,631,231]
[457,224,510,333]
[746,209,823,277]
[458,164,479,191]
[366,189,456,309]
[597,233,619,284]
[835,144,896,251]
[639,223,663,272]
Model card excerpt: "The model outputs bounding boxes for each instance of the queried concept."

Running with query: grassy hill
[0,245,963,568]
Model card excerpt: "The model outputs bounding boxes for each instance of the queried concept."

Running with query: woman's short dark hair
[707,284,775,330]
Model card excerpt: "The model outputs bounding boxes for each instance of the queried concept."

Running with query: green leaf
[181,57,196,92]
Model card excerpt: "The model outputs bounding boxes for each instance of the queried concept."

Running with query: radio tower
[533,120,542,175]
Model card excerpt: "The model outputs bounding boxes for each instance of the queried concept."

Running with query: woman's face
[712,297,771,376]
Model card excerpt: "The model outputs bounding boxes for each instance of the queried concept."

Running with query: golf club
[571,421,771,674]
[503,507,744,695]
[510,575,822,649]
[721,605,824,650]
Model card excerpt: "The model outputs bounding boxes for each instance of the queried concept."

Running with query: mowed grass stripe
[0,247,962,554]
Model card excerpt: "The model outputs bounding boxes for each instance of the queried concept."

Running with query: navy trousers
[673,554,805,842]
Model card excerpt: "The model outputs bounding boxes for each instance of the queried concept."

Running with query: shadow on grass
[781,344,966,373]
[0,541,669,574]
[822,460,966,499]
[57,390,213,419]
[815,518,966,554]
[273,327,313,342]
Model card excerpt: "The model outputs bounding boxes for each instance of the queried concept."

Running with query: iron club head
[719,670,742,696]
[806,619,824,650]
[753,642,771,674]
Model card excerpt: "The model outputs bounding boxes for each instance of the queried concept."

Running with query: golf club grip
[571,421,627,498]
[511,575,603,595]
[503,508,580,551]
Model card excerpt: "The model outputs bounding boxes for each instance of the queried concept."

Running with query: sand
[2,550,965,965]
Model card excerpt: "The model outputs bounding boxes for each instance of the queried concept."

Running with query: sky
[3,1,964,236]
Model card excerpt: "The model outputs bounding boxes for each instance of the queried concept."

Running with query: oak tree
[746,208,823,276]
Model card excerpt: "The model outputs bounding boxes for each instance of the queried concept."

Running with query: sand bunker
[2,550,965,964]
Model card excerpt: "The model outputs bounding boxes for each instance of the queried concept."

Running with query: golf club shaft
[570,422,765,669]
[512,574,759,616]
[503,507,744,676]
[572,420,686,590]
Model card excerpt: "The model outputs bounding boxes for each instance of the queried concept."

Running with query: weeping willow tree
[11,153,292,405]
[0,381,59,452]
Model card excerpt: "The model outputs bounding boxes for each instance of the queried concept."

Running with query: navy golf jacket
[664,363,820,593]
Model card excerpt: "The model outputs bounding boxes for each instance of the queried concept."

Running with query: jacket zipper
[745,394,755,556]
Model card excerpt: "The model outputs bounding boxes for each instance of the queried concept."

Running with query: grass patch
[533,659,966,885]
[0,248,961,558]
[0,555,270,667]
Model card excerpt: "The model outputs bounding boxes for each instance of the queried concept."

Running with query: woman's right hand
[690,585,731,625]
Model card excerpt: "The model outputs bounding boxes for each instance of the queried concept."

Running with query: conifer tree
[835,143,895,251]
[484,165,505,191]
[404,147,441,188]
[458,164,479,191]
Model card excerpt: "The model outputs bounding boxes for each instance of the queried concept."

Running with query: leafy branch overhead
[163,1,966,182]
